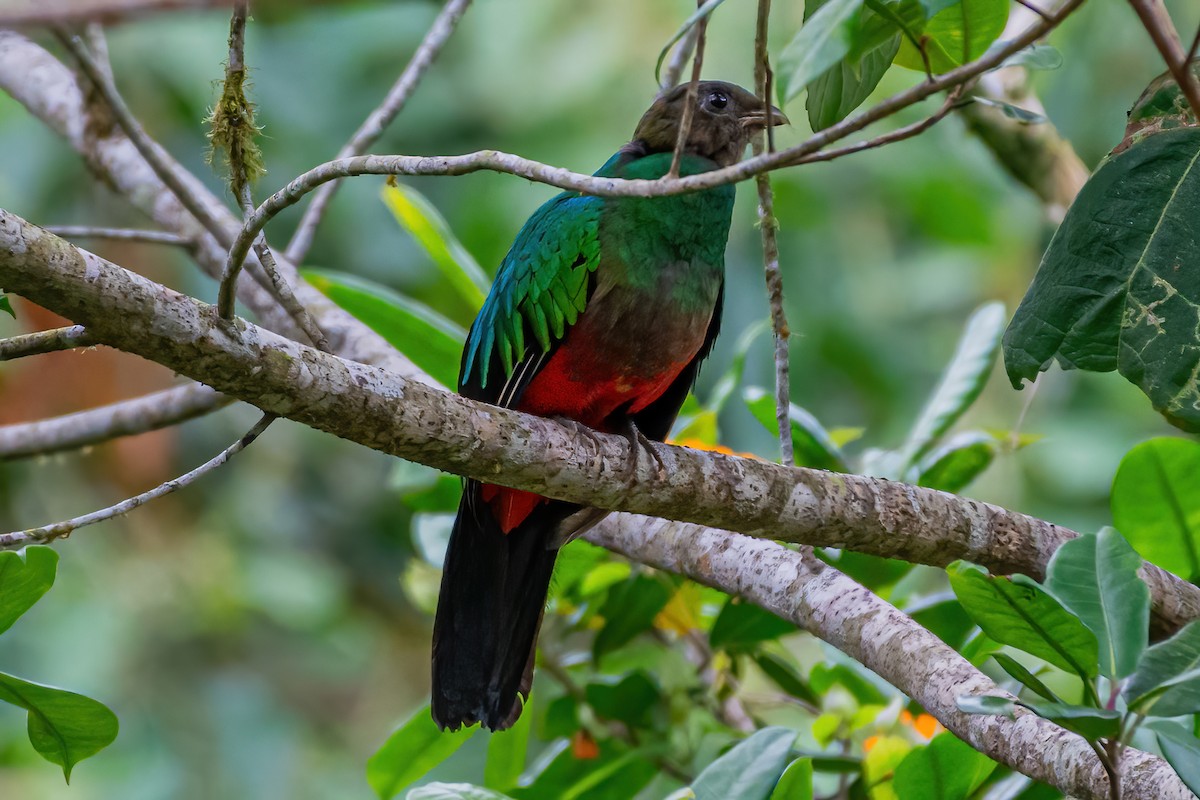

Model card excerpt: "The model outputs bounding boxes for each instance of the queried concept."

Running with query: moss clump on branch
[205,62,265,197]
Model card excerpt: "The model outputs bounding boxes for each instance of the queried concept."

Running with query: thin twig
[220,0,1085,285]
[1012,0,1053,22]
[1187,24,1200,66]
[44,226,190,246]
[0,383,231,459]
[0,0,234,27]
[0,413,273,549]
[668,0,708,179]
[753,0,793,467]
[1126,0,1200,121]
[284,0,473,265]
[55,29,228,242]
[659,23,700,94]
[0,326,94,360]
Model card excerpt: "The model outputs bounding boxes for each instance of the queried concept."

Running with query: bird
[431,80,787,731]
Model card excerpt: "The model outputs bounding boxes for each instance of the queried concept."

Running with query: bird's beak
[740,105,790,128]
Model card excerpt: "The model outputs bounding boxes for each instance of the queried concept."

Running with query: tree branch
[222,0,1084,282]
[43,225,191,246]
[0,383,231,459]
[1127,0,1200,121]
[4,212,1197,639]
[0,0,233,26]
[586,522,1188,799]
[0,325,94,360]
[283,0,473,265]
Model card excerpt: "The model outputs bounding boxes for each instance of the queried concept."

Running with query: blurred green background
[0,0,1197,797]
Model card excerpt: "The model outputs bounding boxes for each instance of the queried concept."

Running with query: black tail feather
[431,482,570,731]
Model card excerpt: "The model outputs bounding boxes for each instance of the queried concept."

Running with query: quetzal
[432,81,786,731]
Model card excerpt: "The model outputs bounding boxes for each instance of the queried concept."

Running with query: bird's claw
[622,420,667,482]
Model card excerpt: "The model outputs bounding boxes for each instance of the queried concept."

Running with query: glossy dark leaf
[710,598,795,653]
[1003,126,1200,431]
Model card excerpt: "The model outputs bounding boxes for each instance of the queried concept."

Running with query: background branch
[0,326,94,360]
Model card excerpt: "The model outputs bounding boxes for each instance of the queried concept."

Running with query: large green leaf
[1147,722,1200,796]
[769,757,813,800]
[510,738,656,800]
[0,672,118,782]
[408,785,514,800]
[744,388,848,471]
[947,562,1098,680]
[592,574,673,662]
[0,546,58,635]
[710,598,795,653]
[304,268,465,388]
[991,653,1061,703]
[778,0,866,104]
[894,0,1008,73]
[1017,701,1121,741]
[753,652,821,707]
[484,697,532,792]
[1111,437,1200,580]
[1044,528,1149,680]
[913,431,997,493]
[900,302,1005,468]
[367,705,474,800]
[584,671,661,728]
[690,726,797,800]
[381,184,489,310]
[893,732,996,800]
[1125,620,1200,717]
[1003,127,1200,431]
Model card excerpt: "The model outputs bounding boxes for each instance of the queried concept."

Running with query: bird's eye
[706,91,729,110]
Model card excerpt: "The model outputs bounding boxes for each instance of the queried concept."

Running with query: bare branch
[44,225,190,246]
[0,383,230,459]
[752,0,792,467]
[5,214,1198,639]
[223,0,1085,284]
[0,326,94,360]
[1,413,272,548]
[586,522,1187,799]
[1127,0,1200,121]
[0,0,234,27]
[284,0,473,265]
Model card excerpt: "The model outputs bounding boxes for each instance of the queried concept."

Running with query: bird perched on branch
[432,80,786,731]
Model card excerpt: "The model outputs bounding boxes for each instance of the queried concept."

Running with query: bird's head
[632,80,788,168]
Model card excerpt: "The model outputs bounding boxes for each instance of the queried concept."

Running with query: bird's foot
[621,420,667,483]
[551,416,606,458]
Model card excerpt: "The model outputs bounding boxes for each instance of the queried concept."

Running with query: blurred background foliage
[0,0,1198,797]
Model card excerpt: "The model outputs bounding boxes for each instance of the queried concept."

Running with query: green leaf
[991,653,1062,703]
[585,671,661,728]
[893,732,997,800]
[0,546,58,635]
[900,302,1006,468]
[708,321,768,415]
[753,652,821,707]
[1123,63,1200,145]
[0,293,13,318]
[381,184,489,311]
[690,727,797,800]
[0,672,118,782]
[997,43,1063,71]
[744,388,848,471]
[1125,620,1200,717]
[955,695,1014,716]
[948,562,1098,680]
[710,599,795,653]
[484,697,532,792]
[969,97,1047,124]
[654,0,730,86]
[408,785,515,800]
[769,757,813,800]
[913,431,997,493]
[1017,701,1122,740]
[304,268,465,388]
[1147,721,1200,796]
[1002,127,1200,432]
[918,0,961,15]
[592,574,672,662]
[1044,528,1149,680]
[778,0,867,104]
[1111,437,1200,580]
[809,663,887,705]
[510,738,656,800]
[894,0,1008,73]
[367,705,474,800]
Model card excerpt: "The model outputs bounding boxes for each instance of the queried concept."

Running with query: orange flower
[571,729,600,760]
[900,710,942,740]
[863,734,880,753]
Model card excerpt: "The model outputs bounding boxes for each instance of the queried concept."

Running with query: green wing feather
[462,192,603,391]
